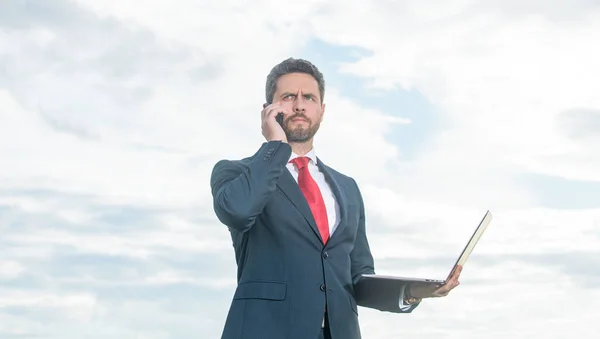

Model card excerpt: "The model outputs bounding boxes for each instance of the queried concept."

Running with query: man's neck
[289,140,314,156]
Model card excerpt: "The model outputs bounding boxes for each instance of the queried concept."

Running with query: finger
[263,107,280,120]
[262,101,282,118]
[449,265,457,276]
[438,285,452,294]
[265,109,284,125]
[433,284,449,294]
[262,107,278,123]
[454,265,463,277]
[448,265,462,283]
[435,279,461,297]
[436,280,457,294]
[265,105,287,120]
[262,103,273,118]
[449,265,461,278]
[445,265,458,282]
[446,276,459,289]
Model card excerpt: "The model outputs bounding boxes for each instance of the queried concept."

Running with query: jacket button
[320,284,326,292]
[322,252,328,259]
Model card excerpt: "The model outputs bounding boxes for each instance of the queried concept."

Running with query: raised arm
[210,140,292,233]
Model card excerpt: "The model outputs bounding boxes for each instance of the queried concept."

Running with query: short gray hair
[265,58,325,104]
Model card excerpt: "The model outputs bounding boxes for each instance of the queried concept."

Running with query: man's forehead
[277,73,318,89]
[277,85,318,94]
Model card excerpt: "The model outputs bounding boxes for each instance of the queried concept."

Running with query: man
[210,58,462,339]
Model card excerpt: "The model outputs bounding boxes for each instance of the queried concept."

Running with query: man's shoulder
[209,155,255,195]
[213,141,290,170]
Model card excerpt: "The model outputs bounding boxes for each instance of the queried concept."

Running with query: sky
[1,0,599,338]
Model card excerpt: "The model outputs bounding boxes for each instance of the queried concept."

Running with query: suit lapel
[276,157,349,246]
[316,157,348,244]
[276,168,323,244]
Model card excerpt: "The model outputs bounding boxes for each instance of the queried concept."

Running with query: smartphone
[276,112,284,126]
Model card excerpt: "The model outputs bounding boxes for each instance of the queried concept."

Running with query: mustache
[286,113,310,122]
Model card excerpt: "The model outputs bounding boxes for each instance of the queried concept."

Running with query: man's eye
[304,96,313,101]
[283,95,295,100]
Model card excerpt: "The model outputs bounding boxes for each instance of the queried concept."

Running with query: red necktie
[290,157,330,244]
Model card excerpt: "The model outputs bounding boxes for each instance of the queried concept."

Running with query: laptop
[361,210,493,285]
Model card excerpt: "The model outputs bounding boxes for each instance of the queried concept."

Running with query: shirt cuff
[398,285,413,311]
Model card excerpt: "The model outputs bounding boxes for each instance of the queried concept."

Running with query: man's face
[272,73,325,143]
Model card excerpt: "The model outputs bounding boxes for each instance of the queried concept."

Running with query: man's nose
[293,103,305,112]
[293,90,306,111]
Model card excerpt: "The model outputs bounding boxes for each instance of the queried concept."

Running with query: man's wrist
[403,284,422,305]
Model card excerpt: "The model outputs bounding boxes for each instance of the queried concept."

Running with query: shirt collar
[289,148,318,165]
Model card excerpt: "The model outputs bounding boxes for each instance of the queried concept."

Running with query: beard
[283,114,320,143]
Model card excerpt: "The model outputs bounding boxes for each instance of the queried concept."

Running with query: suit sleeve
[210,141,292,233]
[350,178,420,313]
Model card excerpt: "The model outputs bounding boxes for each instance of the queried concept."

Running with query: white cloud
[309,0,600,183]
[0,260,24,280]
[1,0,600,338]
[0,290,97,320]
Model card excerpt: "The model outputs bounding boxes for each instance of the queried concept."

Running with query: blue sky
[1,1,600,338]
[518,173,600,209]
[300,38,439,160]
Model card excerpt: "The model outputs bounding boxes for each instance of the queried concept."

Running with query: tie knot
[290,156,310,170]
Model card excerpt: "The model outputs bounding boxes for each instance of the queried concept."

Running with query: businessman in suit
[210,58,462,339]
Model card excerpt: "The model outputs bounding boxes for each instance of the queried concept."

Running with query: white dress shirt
[286,149,413,313]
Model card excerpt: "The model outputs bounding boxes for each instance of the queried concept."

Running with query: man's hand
[261,101,289,142]
[409,265,463,299]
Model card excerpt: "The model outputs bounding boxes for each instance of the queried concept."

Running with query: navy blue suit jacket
[210,141,418,339]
